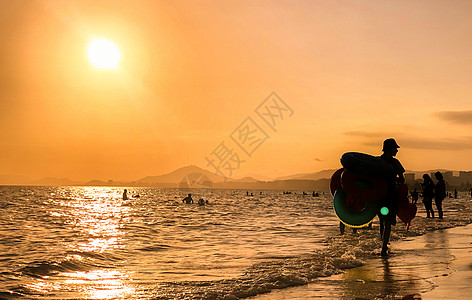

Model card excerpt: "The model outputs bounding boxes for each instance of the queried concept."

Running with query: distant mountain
[137,165,228,185]
[275,169,337,181]
[238,173,273,181]
[228,176,261,183]
[8,165,469,190]
[84,180,108,186]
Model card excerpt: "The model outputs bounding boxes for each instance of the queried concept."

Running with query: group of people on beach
[419,172,446,219]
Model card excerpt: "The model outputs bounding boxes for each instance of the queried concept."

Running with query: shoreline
[247,198,472,299]
[249,223,472,300]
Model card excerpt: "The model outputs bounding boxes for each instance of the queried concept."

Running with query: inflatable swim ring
[396,183,417,225]
[340,169,387,203]
[341,152,394,179]
[333,187,379,228]
[330,168,345,196]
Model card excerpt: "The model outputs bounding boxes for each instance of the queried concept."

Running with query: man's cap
[382,138,400,151]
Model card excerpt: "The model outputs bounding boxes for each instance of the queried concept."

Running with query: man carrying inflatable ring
[332,138,409,256]
[377,138,405,256]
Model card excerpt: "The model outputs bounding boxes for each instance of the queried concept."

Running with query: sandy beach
[250,221,472,299]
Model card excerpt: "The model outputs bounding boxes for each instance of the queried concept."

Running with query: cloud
[343,131,394,147]
[344,131,472,151]
[400,137,472,150]
[436,110,472,125]
[314,158,323,162]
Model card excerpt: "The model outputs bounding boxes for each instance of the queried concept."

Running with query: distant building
[404,173,415,185]
[444,171,453,180]
[459,171,472,183]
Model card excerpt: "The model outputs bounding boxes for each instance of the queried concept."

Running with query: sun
[87,38,121,69]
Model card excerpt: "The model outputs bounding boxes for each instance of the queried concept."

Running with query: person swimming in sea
[182,193,193,204]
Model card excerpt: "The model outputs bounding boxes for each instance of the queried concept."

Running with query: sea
[0,186,471,299]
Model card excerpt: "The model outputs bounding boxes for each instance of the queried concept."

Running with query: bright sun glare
[87,38,121,69]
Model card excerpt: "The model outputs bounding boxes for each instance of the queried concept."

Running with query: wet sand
[250,223,472,299]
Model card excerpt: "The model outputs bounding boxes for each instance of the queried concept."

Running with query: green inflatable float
[333,187,380,228]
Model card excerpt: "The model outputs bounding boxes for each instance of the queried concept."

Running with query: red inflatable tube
[330,168,345,196]
[397,183,417,225]
[340,169,387,203]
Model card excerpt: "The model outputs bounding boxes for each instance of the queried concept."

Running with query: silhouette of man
[434,172,446,219]
[182,193,193,204]
[379,138,405,256]
[421,174,435,218]
[410,188,419,204]
[122,189,128,200]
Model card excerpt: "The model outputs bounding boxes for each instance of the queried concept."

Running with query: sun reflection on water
[67,187,130,253]
[28,187,135,298]
[64,270,134,299]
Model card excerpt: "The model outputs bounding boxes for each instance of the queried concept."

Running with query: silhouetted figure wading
[434,172,446,219]
[378,138,405,256]
[421,174,435,218]
[411,188,419,204]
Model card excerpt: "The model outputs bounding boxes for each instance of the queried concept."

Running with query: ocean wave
[137,244,172,252]
[17,251,120,279]
[19,259,91,278]
[147,200,472,299]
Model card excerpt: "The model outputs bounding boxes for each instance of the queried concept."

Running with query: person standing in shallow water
[434,171,446,219]
[378,138,405,256]
[122,189,128,200]
[410,188,419,204]
[421,174,435,218]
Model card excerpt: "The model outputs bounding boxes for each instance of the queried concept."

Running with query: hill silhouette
[2,165,471,191]
[137,165,228,184]
[275,169,338,181]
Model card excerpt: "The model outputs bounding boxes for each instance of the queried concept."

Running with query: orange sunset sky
[1,0,472,182]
